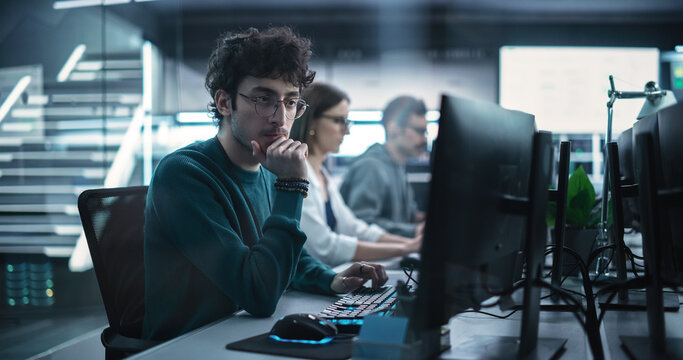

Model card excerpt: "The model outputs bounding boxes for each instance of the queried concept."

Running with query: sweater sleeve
[290,247,337,295]
[341,161,417,237]
[148,154,306,317]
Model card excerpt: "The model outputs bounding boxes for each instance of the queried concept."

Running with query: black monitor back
[416,95,536,332]
[622,101,683,357]
[616,128,640,229]
[633,101,683,283]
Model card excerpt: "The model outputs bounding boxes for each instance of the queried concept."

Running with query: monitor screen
[500,46,660,135]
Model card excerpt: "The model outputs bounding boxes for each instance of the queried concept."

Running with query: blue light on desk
[268,334,334,345]
[330,319,364,326]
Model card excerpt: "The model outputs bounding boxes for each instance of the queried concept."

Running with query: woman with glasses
[290,83,422,267]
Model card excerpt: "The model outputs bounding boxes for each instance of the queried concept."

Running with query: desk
[129,269,406,360]
[129,268,683,360]
[129,288,344,359]
[601,294,683,359]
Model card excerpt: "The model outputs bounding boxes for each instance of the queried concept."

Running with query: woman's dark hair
[205,26,316,127]
[290,83,349,152]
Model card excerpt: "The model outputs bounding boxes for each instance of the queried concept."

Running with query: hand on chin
[256,135,283,155]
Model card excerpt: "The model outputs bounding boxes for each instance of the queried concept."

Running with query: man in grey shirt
[340,96,428,238]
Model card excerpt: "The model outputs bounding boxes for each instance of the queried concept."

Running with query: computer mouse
[269,313,338,344]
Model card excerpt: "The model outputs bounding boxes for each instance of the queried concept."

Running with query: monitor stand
[621,336,683,360]
[502,287,583,312]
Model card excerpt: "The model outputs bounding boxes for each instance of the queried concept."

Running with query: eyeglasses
[320,114,352,129]
[406,125,428,137]
[238,93,308,120]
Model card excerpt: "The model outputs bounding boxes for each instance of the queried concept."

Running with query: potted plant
[547,165,610,276]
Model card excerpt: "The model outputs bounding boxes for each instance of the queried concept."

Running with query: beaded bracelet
[275,186,308,198]
[275,178,310,198]
[276,182,309,190]
[276,177,310,184]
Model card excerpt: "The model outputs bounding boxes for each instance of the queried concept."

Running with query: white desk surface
[129,261,682,360]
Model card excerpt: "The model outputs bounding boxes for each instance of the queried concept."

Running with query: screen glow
[500,46,660,135]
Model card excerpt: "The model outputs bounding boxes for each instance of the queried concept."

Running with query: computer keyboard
[317,285,398,334]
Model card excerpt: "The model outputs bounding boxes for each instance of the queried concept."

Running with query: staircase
[0,50,143,257]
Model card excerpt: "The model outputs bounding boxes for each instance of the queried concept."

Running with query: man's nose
[270,102,287,126]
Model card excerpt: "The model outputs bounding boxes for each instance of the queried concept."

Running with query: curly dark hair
[205,26,316,127]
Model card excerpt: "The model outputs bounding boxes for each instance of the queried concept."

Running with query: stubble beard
[229,115,253,153]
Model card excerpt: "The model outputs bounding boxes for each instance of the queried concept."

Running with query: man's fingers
[376,265,388,286]
[360,263,379,289]
[334,262,388,293]
[345,277,365,292]
[300,143,308,158]
[266,137,289,156]
[280,139,300,153]
[251,141,266,163]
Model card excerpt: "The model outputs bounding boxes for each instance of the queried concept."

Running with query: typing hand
[330,262,388,293]
[251,138,308,179]
[404,235,422,254]
[414,221,426,238]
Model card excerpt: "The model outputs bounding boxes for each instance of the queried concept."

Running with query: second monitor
[415,95,567,359]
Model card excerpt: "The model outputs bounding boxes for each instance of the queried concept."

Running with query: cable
[560,265,578,285]
[534,279,586,314]
[483,278,527,297]
[402,267,419,286]
[587,245,616,280]
[545,245,604,359]
[563,287,587,299]
[627,257,644,278]
[463,309,519,319]
[596,277,650,325]
[625,247,644,260]
[542,247,588,298]
[533,279,588,334]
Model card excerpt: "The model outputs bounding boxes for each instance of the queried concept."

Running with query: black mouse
[269,313,338,344]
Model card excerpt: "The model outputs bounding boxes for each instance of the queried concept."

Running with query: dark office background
[1,1,683,359]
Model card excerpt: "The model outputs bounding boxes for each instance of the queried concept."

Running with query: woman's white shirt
[300,160,385,267]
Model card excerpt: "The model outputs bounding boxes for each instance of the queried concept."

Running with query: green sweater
[142,137,337,340]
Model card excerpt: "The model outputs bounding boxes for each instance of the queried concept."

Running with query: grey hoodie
[340,143,419,237]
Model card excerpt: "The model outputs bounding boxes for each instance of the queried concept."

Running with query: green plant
[547,165,610,230]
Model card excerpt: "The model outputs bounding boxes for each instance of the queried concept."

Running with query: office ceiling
[146,0,683,14]
[124,0,683,62]
[147,0,683,12]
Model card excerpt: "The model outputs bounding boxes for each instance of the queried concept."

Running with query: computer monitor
[632,106,683,284]
[620,101,683,359]
[616,128,640,230]
[414,95,566,358]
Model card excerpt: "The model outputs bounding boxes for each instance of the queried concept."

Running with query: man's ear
[386,122,401,140]
[215,89,232,120]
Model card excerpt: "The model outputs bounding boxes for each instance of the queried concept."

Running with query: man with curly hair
[143,27,388,340]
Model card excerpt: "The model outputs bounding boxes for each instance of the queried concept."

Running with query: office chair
[78,186,161,359]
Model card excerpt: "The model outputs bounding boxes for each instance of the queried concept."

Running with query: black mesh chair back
[78,186,160,359]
